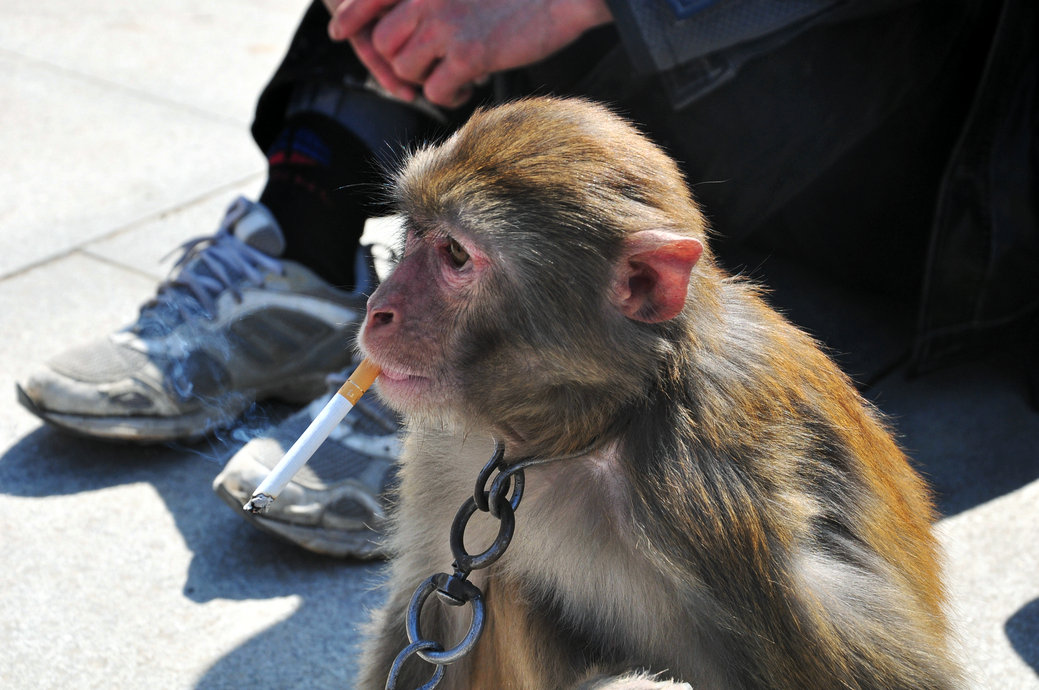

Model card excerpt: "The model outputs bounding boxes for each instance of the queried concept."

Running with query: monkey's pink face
[359,226,490,417]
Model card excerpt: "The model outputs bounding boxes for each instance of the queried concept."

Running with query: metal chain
[384,438,599,690]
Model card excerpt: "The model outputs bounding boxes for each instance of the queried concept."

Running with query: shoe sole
[15,374,328,444]
[15,384,241,443]
[212,482,386,560]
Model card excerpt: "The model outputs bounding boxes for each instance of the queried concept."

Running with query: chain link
[386,440,509,689]
[385,438,601,690]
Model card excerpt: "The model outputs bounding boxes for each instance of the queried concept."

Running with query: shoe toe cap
[20,338,181,416]
[21,368,158,415]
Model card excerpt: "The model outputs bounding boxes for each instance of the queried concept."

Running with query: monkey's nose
[366,306,396,331]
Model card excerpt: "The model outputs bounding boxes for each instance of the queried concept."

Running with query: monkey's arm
[626,436,955,689]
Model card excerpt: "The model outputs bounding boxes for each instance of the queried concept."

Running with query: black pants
[253,1,989,300]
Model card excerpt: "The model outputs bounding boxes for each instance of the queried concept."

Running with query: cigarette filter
[242,358,381,514]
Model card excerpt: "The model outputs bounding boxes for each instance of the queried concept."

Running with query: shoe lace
[136,201,285,331]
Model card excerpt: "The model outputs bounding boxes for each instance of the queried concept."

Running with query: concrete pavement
[2,2,384,687]
[1,2,1037,688]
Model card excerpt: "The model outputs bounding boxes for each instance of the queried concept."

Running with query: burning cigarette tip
[243,493,274,514]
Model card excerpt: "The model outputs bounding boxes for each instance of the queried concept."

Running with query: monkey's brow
[402,215,427,237]
[403,216,449,241]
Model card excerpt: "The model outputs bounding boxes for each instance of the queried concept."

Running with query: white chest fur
[386,426,726,684]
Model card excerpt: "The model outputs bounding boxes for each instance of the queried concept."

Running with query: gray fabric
[228,309,335,367]
[48,339,148,382]
[606,0,837,73]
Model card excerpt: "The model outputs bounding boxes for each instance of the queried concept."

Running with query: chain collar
[385,437,603,689]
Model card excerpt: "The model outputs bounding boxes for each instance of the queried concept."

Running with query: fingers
[329,0,398,41]
[331,0,481,108]
[369,3,420,61]
[434,84,475,109]
[350,29,417,102]
[332,0,426,102]
[423,55,481,108]
[386,28,444,84]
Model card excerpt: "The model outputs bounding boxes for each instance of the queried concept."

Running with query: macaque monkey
[357,97,959,689]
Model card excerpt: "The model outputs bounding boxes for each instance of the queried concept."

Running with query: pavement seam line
[0,172,265,284]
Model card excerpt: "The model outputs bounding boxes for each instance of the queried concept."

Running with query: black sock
[259,112,385,290]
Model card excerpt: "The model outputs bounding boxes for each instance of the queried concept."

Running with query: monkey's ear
[613,230,703,323]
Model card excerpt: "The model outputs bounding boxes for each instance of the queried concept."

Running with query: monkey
[355,96,960,689]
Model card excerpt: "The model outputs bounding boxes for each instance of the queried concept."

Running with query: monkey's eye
[446,238,470,268]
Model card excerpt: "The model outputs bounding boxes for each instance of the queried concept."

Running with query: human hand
[327,0,613,107]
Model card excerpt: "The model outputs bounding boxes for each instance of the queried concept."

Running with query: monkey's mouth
[377,365,423,382]
[373,365,431,401]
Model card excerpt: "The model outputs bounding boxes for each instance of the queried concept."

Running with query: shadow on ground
[0,420,385,688]
[1008,599,1039,677]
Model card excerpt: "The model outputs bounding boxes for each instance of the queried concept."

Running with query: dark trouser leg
[257,84,443,289]
[250,2,451,289]
[507,2,991,299]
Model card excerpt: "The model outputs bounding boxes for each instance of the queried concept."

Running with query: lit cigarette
[242,358,381,514]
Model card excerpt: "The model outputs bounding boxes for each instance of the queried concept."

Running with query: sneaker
[211,367,400,559]
[16,197,372,443]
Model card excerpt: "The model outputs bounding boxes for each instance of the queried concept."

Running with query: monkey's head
[361,97,711,456]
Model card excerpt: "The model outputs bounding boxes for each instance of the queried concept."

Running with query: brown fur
[357,97,959,689]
